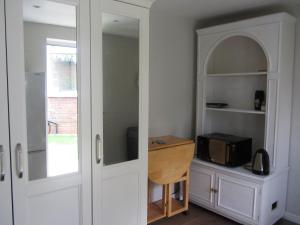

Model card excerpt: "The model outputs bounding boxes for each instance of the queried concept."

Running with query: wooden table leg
[183,170,190,211]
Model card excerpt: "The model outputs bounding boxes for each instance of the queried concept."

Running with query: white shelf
[206,72,267,77]
[206,107,266,115]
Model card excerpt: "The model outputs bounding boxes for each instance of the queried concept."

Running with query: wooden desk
[148,136,195,223]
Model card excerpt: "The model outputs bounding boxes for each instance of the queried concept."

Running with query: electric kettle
[252,149,270,175]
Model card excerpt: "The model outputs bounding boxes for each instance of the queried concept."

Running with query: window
[47,39,77,97]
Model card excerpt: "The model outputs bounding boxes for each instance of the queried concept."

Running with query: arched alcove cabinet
[191,13,295,225]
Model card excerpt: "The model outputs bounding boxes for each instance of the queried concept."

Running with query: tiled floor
[152,204,298,225]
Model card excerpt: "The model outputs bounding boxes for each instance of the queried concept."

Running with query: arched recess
[205,35,268,74]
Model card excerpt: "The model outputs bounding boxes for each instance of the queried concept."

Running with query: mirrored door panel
[102,13,139,165]
[23,1,79,180]
[6,0,91,224]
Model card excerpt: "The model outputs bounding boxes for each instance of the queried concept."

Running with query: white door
[5,0,92,224]
[215,173,260,224]
[190,165,215,207]
[0,1,13,225]
[91,0,149,225]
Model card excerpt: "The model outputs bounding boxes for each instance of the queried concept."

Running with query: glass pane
[23,1,78,180]
[102,13,139,165]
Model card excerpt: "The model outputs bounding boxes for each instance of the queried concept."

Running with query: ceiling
[23,0,76,27]
[23,0,300,34]
[102,13,139,38]
[23,0,139,38]
[151,0,300,20]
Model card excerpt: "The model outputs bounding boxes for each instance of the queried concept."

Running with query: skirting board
[284,212,300,224]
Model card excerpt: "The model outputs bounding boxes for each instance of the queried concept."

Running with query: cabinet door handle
[96,134,102,164]
[0,145,5,182]
[211,188,218,193]
[16,144,23,179]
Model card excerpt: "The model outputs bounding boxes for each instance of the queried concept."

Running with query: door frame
[91,0,149,224]
[5,0,92,224]
[0,1,13,225]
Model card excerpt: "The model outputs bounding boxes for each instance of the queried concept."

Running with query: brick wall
[48,97,78,134]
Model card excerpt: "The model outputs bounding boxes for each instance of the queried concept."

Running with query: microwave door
[209,139,226,165]
[226,144,231,165]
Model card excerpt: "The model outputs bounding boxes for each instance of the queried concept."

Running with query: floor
[152,204,298,225]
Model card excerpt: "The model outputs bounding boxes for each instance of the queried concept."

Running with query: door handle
[211,188,218,193]
[0,145,5,181]
[96,134,102,164]
[16,143,23,179]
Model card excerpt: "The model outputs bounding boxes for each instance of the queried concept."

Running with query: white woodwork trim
[193,160,290,183]
[113,0,155,8]
[76,0,92,224]
[27,174,81,196]
[284,212,300,224]
[202,32,271,75]
[90,0,103,223]
[139,8,150,225]
[194,14,295,225]
[265,78,279,170]
[215,173,260,222]
[50,0,79,5]
[91,1,149,225]
[5,0,29,223]
[0,1,13,224]
[190,166,215,206]
[5,0,91,224]
[197,13,295,35]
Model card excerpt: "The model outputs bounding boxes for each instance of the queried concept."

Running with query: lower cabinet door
[190,164,215,207]
[215,173,260,224]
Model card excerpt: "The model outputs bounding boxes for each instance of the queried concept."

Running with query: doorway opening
[46,38,78,177]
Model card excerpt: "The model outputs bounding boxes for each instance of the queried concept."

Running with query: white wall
[148,9,196,201]
[24,22,76,73]
[149,6,300,222]
[149,10,196,139]
[286,12,300,222]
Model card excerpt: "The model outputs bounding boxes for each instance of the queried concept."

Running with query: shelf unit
[193,13,296,225]
[202,35,268,156]
[205,107,266,115]
[206,72,267,77]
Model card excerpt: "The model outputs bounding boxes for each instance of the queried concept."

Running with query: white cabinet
[193,12,295,225]
[91,0,151,225]
[190,161,288,225]
[196,13,295,171]
[215,173,260,224]
[1,0,152,224]
[190,164,260,225]
[190,166,215,207]
[3,0,92,224]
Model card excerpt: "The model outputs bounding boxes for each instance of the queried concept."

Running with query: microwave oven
[197,133,252,167]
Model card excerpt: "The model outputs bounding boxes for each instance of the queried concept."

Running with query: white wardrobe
[191,13,295,225]
[0,0,153,225]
